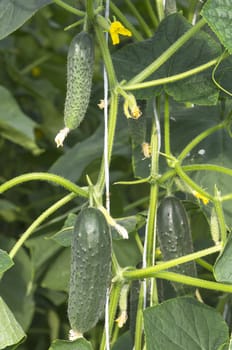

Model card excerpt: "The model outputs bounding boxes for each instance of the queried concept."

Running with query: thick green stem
[147,271,232,293]
[144,114,160,306]
[175,163,213,202]
[9,193,77,259]
[213,192,227,245]
[0,172,88,197]
[123,57,219,91]
[134,283,145,350]
[155,0,165,21]
[123,244,221,279]
[164,94,171,159]
[53,0,85,16]
[159,163,232,185]
[146,125,159,267]
[100,282,122,350]
[96,92,119,194]
[196,258,213,272]
[127,17,206,85]
[95,25,117,88]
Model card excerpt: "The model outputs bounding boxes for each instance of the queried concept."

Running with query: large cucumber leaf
[0,85,42,154]
[214,233,232,284]
[201,0,232,53]
[144,297,229,350]
[0,296,26,349]
[0,0,52,40]
[113,13,221,105]
[0,249,14,279]
[49,338,93,350]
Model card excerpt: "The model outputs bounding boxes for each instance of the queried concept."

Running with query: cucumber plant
[1,1,232,350]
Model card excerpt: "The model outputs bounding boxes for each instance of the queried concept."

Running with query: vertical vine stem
[143,99,160,307]
[164,94,171,160]
[96,92,119,195]
[213,186,227,245]
[155,0,165,21]
[94,23,117,88]
[134,283,145,350]
[100,282,122,350]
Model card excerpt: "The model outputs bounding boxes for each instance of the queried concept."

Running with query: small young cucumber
[64,31,94,130]
[157,196,197,295]
[68,207,111,335]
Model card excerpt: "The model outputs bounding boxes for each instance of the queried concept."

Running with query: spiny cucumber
[64,31,94,130]
[157,196,197,295]
[68,207,112,336]
[55,31,94,147]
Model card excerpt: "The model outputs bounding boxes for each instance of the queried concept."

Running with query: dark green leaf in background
[0,296,26,350]
[25,235,62,277]
[214,233,232,284]
[0,0,52,40]
[41,248,70,292]
[48,338,93,350]
[144,297,229,350]
[201,0,232,53]
[0,238,34,331]
[113,13,221,105]
[0,85,42,154]
[51,213,77,247]
[50,124,130,183]
[0,199,20,223]
[0,249,14,278]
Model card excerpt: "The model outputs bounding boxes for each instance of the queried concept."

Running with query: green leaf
[113,13,221,105]
[0,86,42,154]
[0,0,52,40]
[113,234,141,267]
[0,199,20,223]
[201,0,232,53]
[0,249,14,278]
[48,338,93,350]
[25,235,62,276]
[214,233,232,283]
[144,297,229,350]
[111,331,133,350]
[41,248,70,292]
[50,124,130,182]
[51,213,77,247]
[0,237,34,331]
[112,215,145,240]
[0,296,26,349]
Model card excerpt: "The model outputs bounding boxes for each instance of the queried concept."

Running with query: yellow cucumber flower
[109,20,132,45]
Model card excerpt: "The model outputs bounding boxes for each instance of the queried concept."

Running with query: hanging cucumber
[157,196,197,295]
[68,207,112,337]
[55,31,94,147]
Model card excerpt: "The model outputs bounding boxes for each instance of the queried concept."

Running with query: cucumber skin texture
[64,31,94,130]
[157,196,197,294]
[68,207,112,334]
